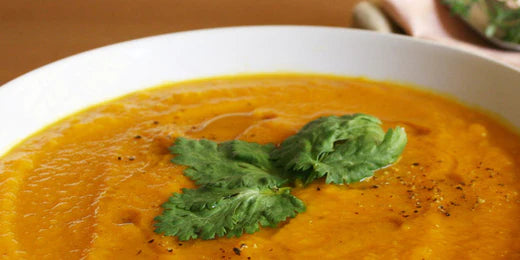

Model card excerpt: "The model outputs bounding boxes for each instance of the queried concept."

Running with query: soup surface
[0,75,519,259]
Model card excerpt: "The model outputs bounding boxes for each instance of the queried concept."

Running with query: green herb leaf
[155,114,407,241]
[271,114,407,185]
[170,138,285,188]
[156,138,302,240]
[312,127,407,184]
[155,186,305,240]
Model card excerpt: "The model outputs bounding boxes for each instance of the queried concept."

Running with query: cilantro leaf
[154,186,305,240]
[271,114,383,173]
[158,138,303,240]
[170,138,285,188]
[312,127,407,184]
[155,114,407,241]
[271,114,407,184]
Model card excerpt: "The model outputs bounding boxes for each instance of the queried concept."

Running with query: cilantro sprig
[154,185,304,240]
[271,114,406,185]
[169,139,285,189]
[155,114,407,240]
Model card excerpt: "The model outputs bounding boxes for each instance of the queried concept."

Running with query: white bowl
[1,26,519,156]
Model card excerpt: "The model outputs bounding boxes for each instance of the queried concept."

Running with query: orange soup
[0,75,519,259]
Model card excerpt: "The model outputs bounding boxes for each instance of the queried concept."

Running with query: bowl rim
[1,25,518,91]
[1,25,519,157]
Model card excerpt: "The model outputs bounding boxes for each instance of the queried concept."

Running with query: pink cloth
[382,0,520,69]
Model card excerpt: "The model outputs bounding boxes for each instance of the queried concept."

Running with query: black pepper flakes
[129,156,135,161]
[412,162,420,166]
[137,250,142,255]
[316,187,321,191]
[178,243,183,246]
[148,239,154,243]
[167,248,173,253]
[153,121,159,125]
[117,156,122,160]
[233,247,241,256]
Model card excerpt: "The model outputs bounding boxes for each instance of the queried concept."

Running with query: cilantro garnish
[272,114,407,185]
[155,114,407,240]
[169,138,285,189]
[154,186,304,240]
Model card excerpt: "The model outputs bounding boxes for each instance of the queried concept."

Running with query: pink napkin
[382,0,520,69]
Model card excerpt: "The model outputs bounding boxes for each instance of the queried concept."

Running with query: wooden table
[0,0,361,85]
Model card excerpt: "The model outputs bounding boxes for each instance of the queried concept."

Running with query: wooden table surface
[0,0,361,85]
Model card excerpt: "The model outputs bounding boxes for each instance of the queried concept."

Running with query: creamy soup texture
[0,75,519,259]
